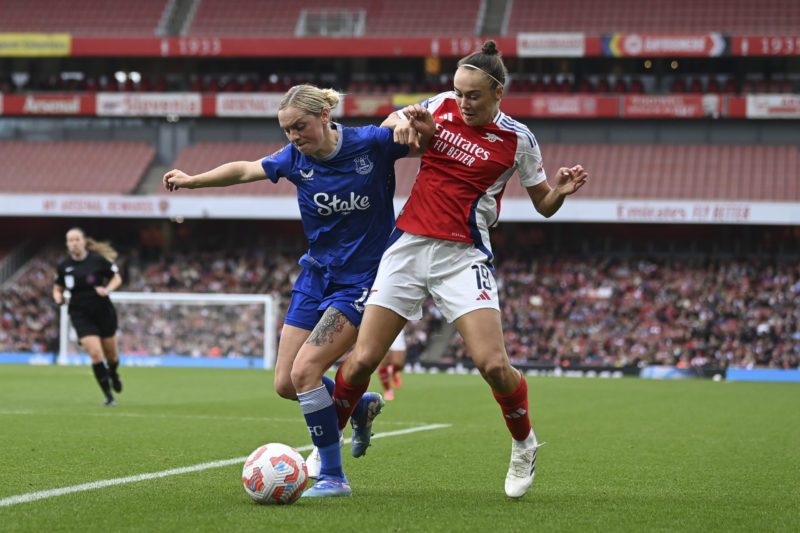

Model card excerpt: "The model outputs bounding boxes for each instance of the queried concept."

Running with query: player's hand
[554,165,588,196]
[163,169,191,192]
[394,105,434,151]
[404,104,435,150]
[95,286,109,297]
[392,118,418,149]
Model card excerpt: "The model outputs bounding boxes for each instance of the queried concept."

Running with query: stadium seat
[498,144,800,202]
[187,0,481,37]
[506,0,800,33]
[0,0,166,36]
[671,78,686,94]
[0,141,155,194]
[612,79,628,94]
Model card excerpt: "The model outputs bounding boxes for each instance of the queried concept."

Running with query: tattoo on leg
[306,309,349,346]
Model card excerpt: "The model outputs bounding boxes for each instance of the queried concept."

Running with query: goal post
[58,291,279,369]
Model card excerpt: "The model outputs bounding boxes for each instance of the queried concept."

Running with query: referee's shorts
[69,299,118,338]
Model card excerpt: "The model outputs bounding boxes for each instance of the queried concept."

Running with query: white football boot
[306,432,344,479]
[504,430,545,498]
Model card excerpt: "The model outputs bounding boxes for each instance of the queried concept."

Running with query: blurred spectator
[441,255,800,370]
[2,244,798,370]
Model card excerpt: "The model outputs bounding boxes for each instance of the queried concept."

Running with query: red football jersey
[397,92,546,248]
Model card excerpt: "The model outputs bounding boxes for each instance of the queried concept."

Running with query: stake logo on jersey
[260,123,409,286]
[313,191,370,215]
[396,92,547,256]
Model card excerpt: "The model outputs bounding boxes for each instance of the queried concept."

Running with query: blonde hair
[279,84,340,116]
[68,227,118,262]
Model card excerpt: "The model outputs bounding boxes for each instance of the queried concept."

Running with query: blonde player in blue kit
[164,84,433,497]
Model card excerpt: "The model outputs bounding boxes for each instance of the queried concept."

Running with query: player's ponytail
[280,84,340,117]
[318,88,341,111]
[86,237,118,262]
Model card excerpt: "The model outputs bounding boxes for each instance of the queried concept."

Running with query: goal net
[58,291,278,369]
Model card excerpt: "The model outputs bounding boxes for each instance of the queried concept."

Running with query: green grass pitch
[1,364,798,532]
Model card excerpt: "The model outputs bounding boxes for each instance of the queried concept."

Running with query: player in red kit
[331,40,588,498]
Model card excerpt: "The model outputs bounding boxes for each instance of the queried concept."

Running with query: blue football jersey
[261,123,409,286]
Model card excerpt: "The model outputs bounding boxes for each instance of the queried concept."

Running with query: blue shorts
[284,264,370,331]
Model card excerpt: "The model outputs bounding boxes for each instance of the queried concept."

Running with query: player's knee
[477,357,512,389]
[348,349,380,382]
[289,361,322,393]
[274,375,297,400]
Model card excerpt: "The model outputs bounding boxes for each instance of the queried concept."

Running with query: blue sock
[322,374,335,397]
[318,441,343,478]
[297,385,344,478]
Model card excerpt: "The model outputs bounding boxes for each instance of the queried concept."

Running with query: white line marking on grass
[0,410,300,423]
[0,423,450,508]
[0,410,445,427]
[367,424,451,441]
[87,413,299,423]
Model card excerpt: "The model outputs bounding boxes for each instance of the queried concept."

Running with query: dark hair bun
[481,40,499,55]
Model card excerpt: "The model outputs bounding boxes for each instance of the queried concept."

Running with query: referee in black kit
[53,227,124,406]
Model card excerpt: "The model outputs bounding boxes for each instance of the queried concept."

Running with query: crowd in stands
[122,248,439,361]
[0,249,61,354]
[114,248,296,358]
[1,241,798,371]
[443,255,800,371]
[0,244,439,362]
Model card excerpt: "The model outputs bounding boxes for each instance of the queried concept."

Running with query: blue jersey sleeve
[260,144,295,184]
[368,125,409,163]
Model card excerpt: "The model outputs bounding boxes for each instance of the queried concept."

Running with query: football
[242,443,309,505]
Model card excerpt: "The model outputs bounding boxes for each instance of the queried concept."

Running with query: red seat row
[2,141,796,203]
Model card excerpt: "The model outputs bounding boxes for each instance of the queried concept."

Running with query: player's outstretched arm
[526,165,588,218]
[163,160,267,192]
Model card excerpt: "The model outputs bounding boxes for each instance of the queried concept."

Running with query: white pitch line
[0,410,438,426]
[0,423,450,508]
[0,410,301,423]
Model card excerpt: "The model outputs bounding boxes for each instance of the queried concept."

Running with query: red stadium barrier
[12,35,797,59]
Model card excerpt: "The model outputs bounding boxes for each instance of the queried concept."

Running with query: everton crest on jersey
[353,154,374,175]
[261,123,409,285]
